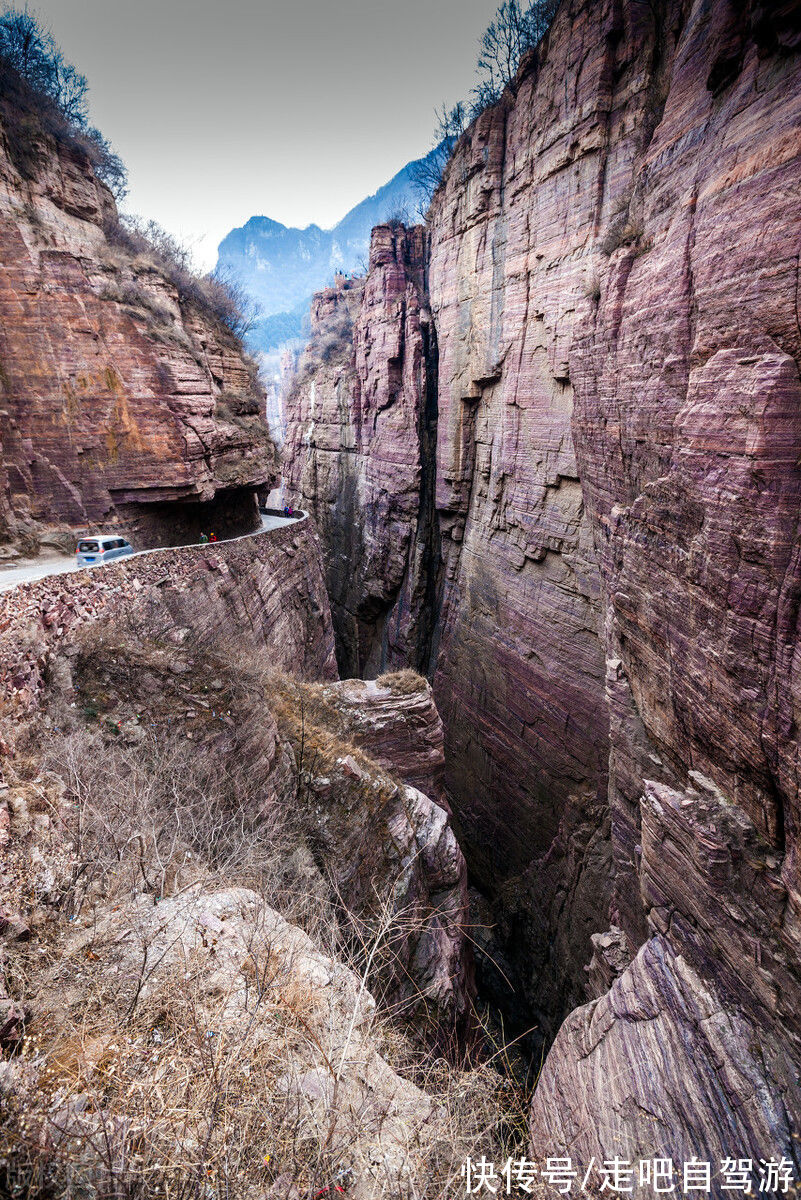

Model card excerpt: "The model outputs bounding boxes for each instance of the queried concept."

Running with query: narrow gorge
[284,0,801,1169]
[0,60,480,1192]
[0,0,800,1192]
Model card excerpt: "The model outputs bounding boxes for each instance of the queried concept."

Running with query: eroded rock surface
[317,674,447,803]
[287,209,610,1029]
[530,933,800,1174]
[285,0,801,1165]
[526,0,801,1172]
[0,106,276,552]
[284,228,439,678]
[220,667,472,1032]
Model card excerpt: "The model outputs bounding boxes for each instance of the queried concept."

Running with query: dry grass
[1,903,354,1196]
[287,307,355,402]
[0,636,532,1196]
[102,214,259,340]
[375,668,428,696]
[98,279,174,326]
[1,936,527,1198]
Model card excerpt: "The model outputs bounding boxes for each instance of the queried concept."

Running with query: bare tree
[414,0,559,211]
[80,125,128,199]
[0,9,88,123]
[411,103,469,209]
[471,0,560,110]
[0,6,128,198]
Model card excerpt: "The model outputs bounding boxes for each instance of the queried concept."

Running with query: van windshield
[78,541,99,552]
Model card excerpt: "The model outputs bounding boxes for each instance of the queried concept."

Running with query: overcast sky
[28,0,500,268]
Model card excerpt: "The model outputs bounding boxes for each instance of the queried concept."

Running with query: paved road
[0,511,304,594]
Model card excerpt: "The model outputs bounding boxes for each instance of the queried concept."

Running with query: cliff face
[284,228,439,679]
[285,0,801,1163]
[529,0,801,1167]
[0,109,276,551]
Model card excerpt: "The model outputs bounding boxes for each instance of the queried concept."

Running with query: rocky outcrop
[314,674,446,803]
[287,170,611,1030]
[285,0,801,1167]
[0,545,472,1033]
[529,933,800,1176]
[0,664,492,1194]
[0,104,276,552]
[0,880,440,1198]
[287,213,610,1027]
[278,672,471,1031]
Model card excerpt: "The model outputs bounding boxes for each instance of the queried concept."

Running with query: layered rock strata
[276,672,471,1030]
[312,674,447,803]
[285,0,801,1166]
[529,0,801,1172]
[0,107,276,551]
[284,228,440,679]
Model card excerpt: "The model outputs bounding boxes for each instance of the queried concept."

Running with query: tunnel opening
[115,486,262,550]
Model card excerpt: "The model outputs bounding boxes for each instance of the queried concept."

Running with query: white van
[76,536,134,568]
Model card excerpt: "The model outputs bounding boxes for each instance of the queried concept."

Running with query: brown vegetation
[0,9,126,198]
[287,306,355,405]
[375,669,428,696]
[102,215,260,341]
[0,632,531,1195]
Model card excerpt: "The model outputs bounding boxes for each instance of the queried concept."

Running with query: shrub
[103,214,260,338]
[584,273,602,302]
[600,212,645,256]
[99,279,173,325]
[376,668,428,695]
[288,305,354,399]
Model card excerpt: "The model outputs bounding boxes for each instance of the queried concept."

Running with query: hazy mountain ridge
[217,145,440,353]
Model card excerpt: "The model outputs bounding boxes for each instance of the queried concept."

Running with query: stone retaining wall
[0,517,337,729]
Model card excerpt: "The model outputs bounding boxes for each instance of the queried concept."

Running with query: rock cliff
[0,102,276,553]
[284,0,801,1170]
[284,228,439,679]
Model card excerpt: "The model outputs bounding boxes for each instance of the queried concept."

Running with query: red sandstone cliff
[530,0,801,1169]
[285,0,801,1167]
[0,105,277,552]
[284,229,439,678]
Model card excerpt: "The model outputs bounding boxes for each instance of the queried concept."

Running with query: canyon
[284,0,801,1174]
[1,0,801,1190]
[0,77,483,1195]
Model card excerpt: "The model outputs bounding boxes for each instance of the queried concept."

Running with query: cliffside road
[0,511,305,594]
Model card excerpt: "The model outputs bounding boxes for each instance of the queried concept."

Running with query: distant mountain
[217,145,441,354]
